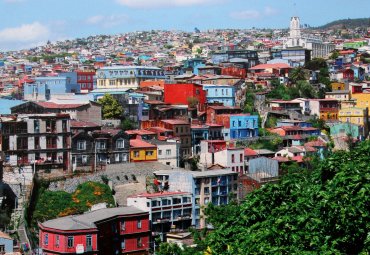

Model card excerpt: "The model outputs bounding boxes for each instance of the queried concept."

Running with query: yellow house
[331,82,345,91]
[351,93,370,109]
[129,139,157,162]
[338,107,368,126]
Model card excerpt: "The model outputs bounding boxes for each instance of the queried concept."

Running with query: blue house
[229,114,259,139]
[0,231,13,253]
[191,124,223,154]
[182,58,206,75]
[24,75,80,101]
[203,84,235,107]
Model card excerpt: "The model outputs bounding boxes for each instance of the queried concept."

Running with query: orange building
[139,80,165,89]
[129,139,157,162]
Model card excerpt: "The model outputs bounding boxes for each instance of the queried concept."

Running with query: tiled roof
[244,148,257,156]
[249,63,292,70]
[130,139,156,148]
[129,191,190,198]
[71,120,101,128]
[36,102,86,109]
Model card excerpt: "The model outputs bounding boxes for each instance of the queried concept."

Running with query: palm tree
[289,67,306,84]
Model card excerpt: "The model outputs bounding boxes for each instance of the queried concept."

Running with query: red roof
[36,102,86,109]
[71,120,101,128]
[305,140,327,147]
[272,156,292,162]
[129,191,190,198]
[130,139,156,148]
[244,148,257,157]
[161,119,189,125]
[125,129,156,135]
[249,63,292,70]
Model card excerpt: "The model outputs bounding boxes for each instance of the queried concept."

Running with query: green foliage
[304,58,328,71]
[329,50,340,60]
[248,135,283,151]
[289,67,306,83]
[187,141,370,254]
[243,89,256,114]
[309,118,327,130]
[32,182,114,229]
[98,94,123,119]
[121,118,135,131]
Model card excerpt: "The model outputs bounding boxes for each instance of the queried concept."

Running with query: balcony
[155,218,171,223]
[319,107,338,113]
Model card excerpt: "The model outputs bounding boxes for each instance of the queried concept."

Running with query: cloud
[115,0,221,8]
[86,14,131,28]
[230,6,278,20]
[0,22,49,42]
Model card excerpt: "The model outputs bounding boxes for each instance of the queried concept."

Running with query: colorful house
[338,107,368,126]
[39,206,150,255]
[309,99,339,120]
[202,84,235,107]
[351,93,370,109]
[130,139,157,162]
[163,83,206,111]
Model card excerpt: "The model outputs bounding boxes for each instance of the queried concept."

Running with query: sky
[0,0,369,51]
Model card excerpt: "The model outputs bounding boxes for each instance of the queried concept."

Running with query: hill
[319,17,370,29]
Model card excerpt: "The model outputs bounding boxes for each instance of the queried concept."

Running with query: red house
[342,69,354,81]
[77,70,96,91]
[39,206,150,255]
[163,83,206,111]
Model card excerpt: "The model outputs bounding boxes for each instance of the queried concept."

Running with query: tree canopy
[159,141,370,254]
[98,94,123,119]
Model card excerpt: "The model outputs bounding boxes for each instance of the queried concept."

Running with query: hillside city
[0,13,370,255]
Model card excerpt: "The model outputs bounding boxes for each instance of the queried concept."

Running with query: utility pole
[94,141,97,173]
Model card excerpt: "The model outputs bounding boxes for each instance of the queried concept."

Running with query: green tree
[289,67,306,83]
[304,58,328,71]
[121,118,135,131]
[98,94,123,119]
[193,141,370,254]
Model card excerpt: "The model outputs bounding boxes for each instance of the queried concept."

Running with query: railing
[320,107,338,112]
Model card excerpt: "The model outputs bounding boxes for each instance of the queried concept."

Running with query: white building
[199,140,245,175]
[284,16,335,59]
[150,139,179,167]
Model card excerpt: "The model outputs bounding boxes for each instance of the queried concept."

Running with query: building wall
[130,148,157,162]
[163,83,206,111]
[74,103,102,123]
[203,85,235,107]
[229,115,259,139]
[338,107,367,126]
[157,143,178,167]
[352,93,370,109]
[39,228,98,254]
[0,237,13,253]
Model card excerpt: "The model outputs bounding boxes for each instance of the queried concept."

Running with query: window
[44,233,49,246]
[34,120,40,133]
[158,150,162,156]
[166,149,171,155]
[86,235,92,248]
[0,245,4,252]
[137,219,142,229]
[77,140,86,150]
[121,239,126,250]
[134,151,139,157]
[173,198,181,204]
[137,237,143,248]
[109,80,116,86]
[67,236,74,248]
[82,155,88,164]
[204,187,210,195]
[120,220,126,231]
[55,235,59,247]
[240,153,243,162]
[96,141,106,149]
[231,154,235,163]
[116,139,124,149]
[146,151,154,156]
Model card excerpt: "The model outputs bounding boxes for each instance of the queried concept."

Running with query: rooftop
[41,206,146,231]
[130,139,157,148]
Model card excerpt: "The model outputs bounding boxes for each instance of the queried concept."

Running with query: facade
[160,120,191,158]
[127,192,192,239]
[269,126,320,137]
[191,124,223,154]
[352,93,370,109]
[206,105,242,124]
[72,129,129,171]
[77,70,96,92]
[202,84,235,107]
[149,139,179,167]
[24,76,80,101]
[129,139,157,162]
[309,99,339,120]
[39,206,150,255]
[1,114,72,171]
[214,114,259,140]
[325,90,351,102]
[163,83,207,111]
[338,107,368,126]
[154,169,239,229]
[0,231,13,253]
[199,140,245,175]
[11,101,102,124]
[96,66,165,91]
